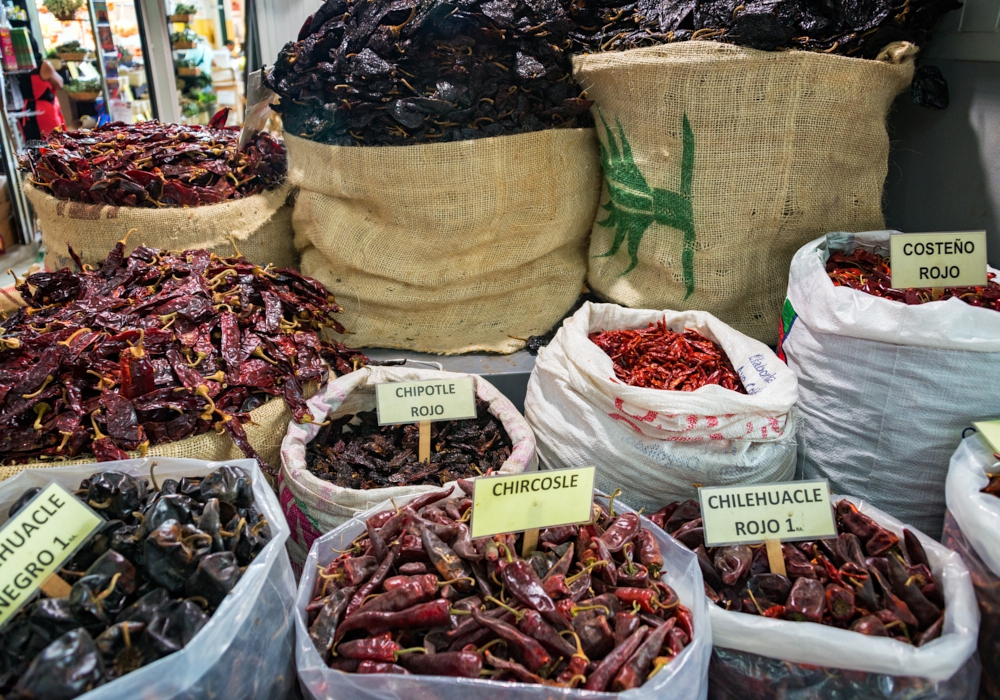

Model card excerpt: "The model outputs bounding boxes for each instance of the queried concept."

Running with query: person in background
[16,40,66,141]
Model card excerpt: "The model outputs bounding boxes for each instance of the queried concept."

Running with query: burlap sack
[25,182,296,270]
[572,42,916,344]
[279,366,537,569]
[0,396,290,482]
[287,129,601,355]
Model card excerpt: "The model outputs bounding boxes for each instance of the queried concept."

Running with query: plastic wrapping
[943,434,1000,698]
[781,230,1000,537]
[707,495,980,699]
[295,490,712,700]
[280,366,537,571]
[526,302,799,511]
[0,457,297,700]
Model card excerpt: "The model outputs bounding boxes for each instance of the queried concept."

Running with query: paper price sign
[376,377,476,426]
[974,419,1000,454]
[698,480,836,547]
[0,483,102,627]
[890,231,987,289]
[470,467,596,540]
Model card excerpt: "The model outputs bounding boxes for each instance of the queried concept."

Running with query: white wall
[255,0,312,67]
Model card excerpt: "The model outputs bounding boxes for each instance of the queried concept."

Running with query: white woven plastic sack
[944,434,1000,692]
[295,490,711,700]
[781,230,1000,537]
[0,457,297,700]
[709,495,980,696]
[280,366,537,570]
[525,302,799,511]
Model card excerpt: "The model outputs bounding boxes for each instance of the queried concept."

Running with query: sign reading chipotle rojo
[470,467,596,539]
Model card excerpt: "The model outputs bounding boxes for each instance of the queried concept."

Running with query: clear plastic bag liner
[295,489,711,700]
[943,435,1000,697]
[0,457,297,700]
[709,496,979,681]
[707,647,981,700]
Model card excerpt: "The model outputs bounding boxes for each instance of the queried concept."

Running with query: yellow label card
[0,483,102,627]
[470,467,596,540]
[974,420,1000,454]
[890,231,988,289]
[698,480,836,547]
[376,377,477,426]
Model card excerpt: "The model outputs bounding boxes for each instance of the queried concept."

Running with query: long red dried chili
[589,320,746,393]
[827,249,1000,310]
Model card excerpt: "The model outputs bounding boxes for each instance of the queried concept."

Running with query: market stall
[0,0,996,697]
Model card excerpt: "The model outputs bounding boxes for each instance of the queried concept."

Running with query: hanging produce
[827,248,1000,310]
[20,113,286,207]
[305,487,694,689]
[570,0,960,57]
[652,498,946,646]
[0,465,271,699]
[305,398,512,489]
[0,237,365,467]
[589,319,746,392]
[264,0,593,145]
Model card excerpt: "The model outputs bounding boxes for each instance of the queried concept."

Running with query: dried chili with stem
[828,248,1000,311]
[20,112,286,207]
[590,319,746,392]
[0,239,365,470]
[308,491,692,687]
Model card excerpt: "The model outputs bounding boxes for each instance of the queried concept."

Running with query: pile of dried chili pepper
[589,320,746,393]
[0,236,366,467]
[827,249,1000,310]
[569,0,959,58]
[653,499,946,646]
[0,465,270,699]
[20,110,286,207]
[307,487,693,689]
[264,0,593,146]
[306,398,512,489]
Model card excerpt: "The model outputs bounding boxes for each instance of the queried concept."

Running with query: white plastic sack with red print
[524,302,798,511]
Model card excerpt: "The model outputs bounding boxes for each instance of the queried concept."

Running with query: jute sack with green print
[288,129,601,355]
[572,41,915,344]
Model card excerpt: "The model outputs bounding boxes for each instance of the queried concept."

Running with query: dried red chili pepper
[337,633,400,662]
[590,320,746,392]
[584,625,649,691]
[21,117,286,206]
[827,249,1000,311]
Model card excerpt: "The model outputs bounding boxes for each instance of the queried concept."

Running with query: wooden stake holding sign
[375,376,477,467]
[697,480,837,576]
[0,483,103,628]
[469,467,597,557]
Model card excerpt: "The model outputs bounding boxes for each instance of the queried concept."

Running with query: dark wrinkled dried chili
[21,113,286,207]
[590,319,746,392]
[0,240,365,469]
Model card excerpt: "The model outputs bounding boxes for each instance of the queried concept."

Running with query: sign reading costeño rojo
[889,231,987,289]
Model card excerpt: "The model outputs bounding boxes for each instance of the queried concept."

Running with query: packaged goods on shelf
[0,243,364,477]
[943,434,1000,698]
[0,457,296,700]
[294,489,711,699]
[21,117,295,271]
[780,230,1000,536]
[572,41,915,344]
[657,494,979,699]
[280,367,537,569]
[525,302,798,511]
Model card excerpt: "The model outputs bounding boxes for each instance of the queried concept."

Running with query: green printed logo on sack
[595,113,696,298]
